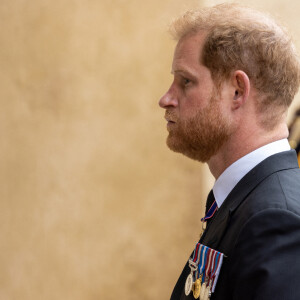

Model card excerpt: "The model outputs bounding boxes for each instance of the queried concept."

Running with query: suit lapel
[201,150,299,249]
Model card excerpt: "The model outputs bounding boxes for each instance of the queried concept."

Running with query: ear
[231,70,250,110]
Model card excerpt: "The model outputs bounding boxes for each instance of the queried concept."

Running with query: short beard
[166,96,233,162]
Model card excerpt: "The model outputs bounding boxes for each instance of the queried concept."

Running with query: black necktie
[200,190,216,241]
[205,190,217,227]
[205,190,215,214]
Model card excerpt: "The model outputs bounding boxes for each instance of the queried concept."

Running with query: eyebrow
[171,69,197,80]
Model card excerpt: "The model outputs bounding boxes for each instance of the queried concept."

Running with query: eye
[183,77,191,86]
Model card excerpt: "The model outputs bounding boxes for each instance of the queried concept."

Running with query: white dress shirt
[213,139,291,208]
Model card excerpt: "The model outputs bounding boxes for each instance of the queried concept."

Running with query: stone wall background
[0,0,299,299]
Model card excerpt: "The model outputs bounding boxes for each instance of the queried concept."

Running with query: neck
[207,122,289,179]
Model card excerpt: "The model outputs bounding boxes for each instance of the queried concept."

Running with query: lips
[164,111,177,123]
[165,117,175,123]
[165,113,177,131]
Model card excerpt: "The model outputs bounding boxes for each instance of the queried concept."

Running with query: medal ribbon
[207,250,217,284]
[189,243,202,281]
[206,251,219,292]
[190,244,203,281]
[201,200,218,222]
[192,243,201,263]
[209,251,221,294]
[198,246,208,279]
[212,252,224,293]
[203,248,213,284]
[211,252,220,279]
[189,242,225,295]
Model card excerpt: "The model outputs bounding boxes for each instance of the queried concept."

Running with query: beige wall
[1,1,299,299]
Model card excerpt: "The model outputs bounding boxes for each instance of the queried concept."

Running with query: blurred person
[159,3,300,300]
[288,108,300,163]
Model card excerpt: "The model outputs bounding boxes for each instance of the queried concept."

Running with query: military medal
[203,279,212,300]
[193,246,205,298]
[200,248,212,300]
[185,229,225,299]
[203,251,217,300]
[185,260,197,296]
[193,246,208,299]
[193,277,201,298]
[185,273,193,296]
[185,244,202,296]
[200,281,206,300]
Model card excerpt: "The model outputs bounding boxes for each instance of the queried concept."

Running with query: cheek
[179,92,211,117]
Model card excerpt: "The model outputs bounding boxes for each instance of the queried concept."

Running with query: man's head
[159,3,300,163]
[169,3,300,128]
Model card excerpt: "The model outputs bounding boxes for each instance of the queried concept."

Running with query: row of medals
[185,223,211,299]
[185,260,212,300]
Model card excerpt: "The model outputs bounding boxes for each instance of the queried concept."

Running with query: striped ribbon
[201,200,218,222]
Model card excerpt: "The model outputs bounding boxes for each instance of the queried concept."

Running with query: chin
[166,136,213,163]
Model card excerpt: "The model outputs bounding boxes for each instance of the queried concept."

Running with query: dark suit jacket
[171,150,300,300]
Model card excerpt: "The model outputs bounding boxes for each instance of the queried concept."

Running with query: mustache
[165,110,178,122]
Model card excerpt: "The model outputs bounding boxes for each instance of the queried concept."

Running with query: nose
[159,87,178,109]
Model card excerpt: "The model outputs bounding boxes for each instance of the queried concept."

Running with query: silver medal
[185,273,193,296]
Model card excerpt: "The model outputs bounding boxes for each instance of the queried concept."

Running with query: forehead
[172,31,208,76]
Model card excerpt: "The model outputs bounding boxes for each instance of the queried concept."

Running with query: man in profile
[159,3,300,300]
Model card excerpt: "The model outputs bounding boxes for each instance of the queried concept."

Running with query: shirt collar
[213,139,291,208]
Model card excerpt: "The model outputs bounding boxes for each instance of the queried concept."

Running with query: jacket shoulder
[240,167,300,218]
